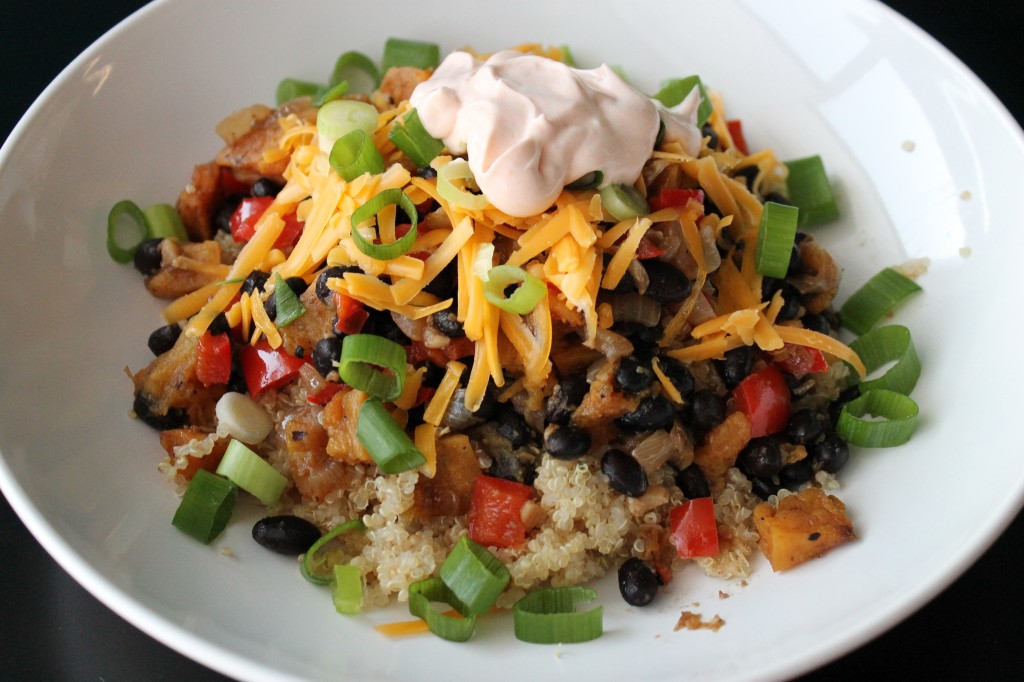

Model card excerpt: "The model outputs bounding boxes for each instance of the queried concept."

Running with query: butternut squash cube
[753,487,856,571]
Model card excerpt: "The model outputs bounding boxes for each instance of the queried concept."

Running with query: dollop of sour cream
[410,50,702,217]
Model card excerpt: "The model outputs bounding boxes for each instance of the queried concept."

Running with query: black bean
[208,312,231,336]
[132,238,163,275]
[431,309,465,338]
[701,123,720,150]
[545,372,589,425]
[252,515,321,555]
[655,356,695,398]
[213,201,238,233]
[763,191,792,206]
[750,475,780,500]
[360,309,408,344]
[263,294,277,322]
[617,396,675,432]
[778,457,814,489]
[675,463,711,500]
[312,337,342,378]
[643,260,692,303]
[147,324,181,356]
[829,385,862,427]
[424,260,458,298]
[251,178,283,198]
[618,557,659,607]
[544,424,591,460]
[688,389,726,431]
[761,278,802,320]
[496,406,533,448]
[241,270,270,296]
[284,276,307,297]
[314,266,351,301]
[615,355,655,394]
[227,368,248,395]
[601,449,648,498]
[786,242,803,277]
[614,321,662,350]
[738,437,783,478]
[811,433,850,474]
[800,312,833,336]
[732,165,758,187]
[786,409,829,445]
[415,165,438,179]
[717,345,754,388]
[133,392,185,430]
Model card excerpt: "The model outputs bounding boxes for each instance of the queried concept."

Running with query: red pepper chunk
[467,474,533,548]
[649,188,705,212]
[230,197,304,248]
[195,332,232,387]
[726,120,749,155]
[333,292,370,335]
[240,340,307,396]
[669,497,719,558]
[772,344,829,379]
[733,365,791,438]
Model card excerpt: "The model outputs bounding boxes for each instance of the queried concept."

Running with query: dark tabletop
[2,1,1022,680]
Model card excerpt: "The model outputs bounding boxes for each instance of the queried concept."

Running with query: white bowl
[2,1,1023,680]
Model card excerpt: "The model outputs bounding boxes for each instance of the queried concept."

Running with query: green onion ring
[107,199,149,263]
[565,170,604,191]
[356,398,427,474]
[437,159,488,210]
[337,333,407,400]
[513,586,603,644]
[329,51,380,93]
[755,201,799,279]
[599,183,649,221]
[332,564,364,614]
[215,439,288,506]
[784,155,840,226]
[388,108,444,168]
[276,78,321,106]
[849,325,921,395]
[143,203,188,242]
[408,578,476,642]
[314,81,350,107]
[329,129,385,182]
[272,273,306,327]
[482,265,546,314]
[349,189,419,261]
[382,37,441,71]
[839,267,922,336]
[836,389,920,448]
[439,537,511,615]
[171,470,238,544]
[300,518,367,585]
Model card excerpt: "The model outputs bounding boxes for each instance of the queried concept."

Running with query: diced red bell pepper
[333,292,370,335]
[195,331,232,387]
[467,474,533,548]
[240,340,307,396]
[772,344,829,379]
[307,381,345,405]
[733,365,791,437]
[649,188,705,212]
[669,497,719,558]
[218,167,250,196]
[230,197,304,248]
[727,120,749,156]
[406,336,476,367]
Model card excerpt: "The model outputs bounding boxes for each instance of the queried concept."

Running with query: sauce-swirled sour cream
[409,50,702,217]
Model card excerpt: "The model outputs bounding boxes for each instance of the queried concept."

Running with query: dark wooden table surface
[1,1,1021,679]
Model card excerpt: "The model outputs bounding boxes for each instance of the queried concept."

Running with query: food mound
[115,41,921,636]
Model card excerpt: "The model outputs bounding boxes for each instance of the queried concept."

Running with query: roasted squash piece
[410,433,481,520]
[693,411,751,492]
[753,487,856,571]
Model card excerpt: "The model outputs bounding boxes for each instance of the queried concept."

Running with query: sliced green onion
[357,397,427,474]
[215,439,287,506]
[337,333,408,400]
[839,267,923,335]
[382,37,440,72]
[316,99,379,156]
[599,183,649,221]
[332,564,364,614]
[437,159,488,210]
[560,44,578,67]
[301,518,367,585]
[408,577,476,642]
[329,50,380,93]
[276,78,321,106]
[784,155,839,226]
[388,108,444,168]
[272,273,306,327]
[513,587,603,644]
[836,389,919,447]
[171,469,238,544]
[349,189,419,261]
[653,75,712,127]
[107,199,149,263]
[755,201,800,279]
[143,203,188,242]
[329,129,385,181]
[314,81,349,107]
[849,325,920,395]
[439,537,511,615]
[482,265,546,314]
[565,170,604,191]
